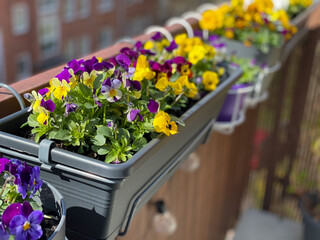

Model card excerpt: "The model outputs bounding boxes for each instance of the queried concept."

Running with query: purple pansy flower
[93,62,114,71]
[2,203,22,227]
[93,95,102,107]
[101,79,122,102]
[65,59,84,74]
[107,121,117,129]
[55,69,71,82]
[38,88,49,96]
[0,221,9,240]
[28,166,43,198]
[127,109,143,122]
[147,99,159,113]
[40,99,55,112]
[0,157,10,174]
[165,40,178,52]
[9,203,43,240]
[16,164,33,199]
[83,56,99,73]
[115,54,131,72]
[120,47,139,60]
[151,32,162,41]
[65,103,78,116]
[126,79,141,91]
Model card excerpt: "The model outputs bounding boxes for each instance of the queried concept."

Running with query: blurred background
[0,0,221,85]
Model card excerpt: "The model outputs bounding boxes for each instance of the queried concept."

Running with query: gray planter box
[0,67,242,240]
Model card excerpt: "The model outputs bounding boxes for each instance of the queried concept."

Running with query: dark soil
[301,192,320,222]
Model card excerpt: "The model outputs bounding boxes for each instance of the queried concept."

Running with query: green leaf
[170,116,185,127]
[105,149,118,163]
[118,128,130,140]
[97,125,113,138]
[84,102,96,109]
[93,73,106,89]
[92,134,106,146]
[132,137,147,151]
[111,139,121,149]
[48,130,58,139]
[27,114,40,127]
[79,82,92,96]
[97,146,110,155]
[53,129,71,141]
[142,122,154,131]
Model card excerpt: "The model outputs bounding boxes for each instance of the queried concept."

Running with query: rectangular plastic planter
[0,67,242,240]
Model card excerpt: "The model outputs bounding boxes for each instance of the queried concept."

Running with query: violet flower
[65,103,78,116]
[0,221,9,240]
[107,121,117,129]
[115,54,131,72]
[93,62,114,71]
[127,109,143,122]
[65,59,84,74]
[83,56,98,73]
[28,166,43,198]
[120,47,139,60]
[40,99,55,112]
[9,203,43,240]
[16,164,33,199]
[126,79,141,91]
[55,69,71,82]
[93,95,102,107]
[147,99,159,113]
[165,40,178,52]
[2,203,22,226]
[38,88,49,96]
[151,32,162,41]
[101,79,122,102]
[0,157,10,174]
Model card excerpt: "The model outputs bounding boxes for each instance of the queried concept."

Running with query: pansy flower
[115,54,131,72]
[8,202,43,240]
[127,109,143,122]
[82,70,98,88]
[36,107,49,125]
[52,78,71,100]
[40,99,55,113]
[153,111,178,136]
[101,78,122,102]
[155,76,169,92]
[202,71,219,91]
[65,103,78,116]
[133,55,156,81]
[147,99,159,113]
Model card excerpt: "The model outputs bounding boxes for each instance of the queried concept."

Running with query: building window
[64,39,76,60]
[97,0,114,14]
[125,16,153,37]
[37,0,59,16]
[38,16,60,58]
[11,3,30,36]
[79,0,91,18]
[79,35,91,57]
[98,27,113,49]
[15,52,32,81]
[64,0,75,22]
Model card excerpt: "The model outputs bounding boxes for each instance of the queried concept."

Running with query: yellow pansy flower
[52,78,71,100]
[37,107,49,125]
[202,71,219,91]
[133,55,156,81]
[188,45,206,65]
[155,76,169,92]
[83,70,98,88]
[185,82,198,98]
[31,90,43,113]
[144,40,154,50]
[153,111,178,136]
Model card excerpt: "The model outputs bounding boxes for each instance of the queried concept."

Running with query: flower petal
[147,99,159,113]
[28,211,43,225]
[8,215,26,235]
[2,203,22,227]
[21,202,33,218]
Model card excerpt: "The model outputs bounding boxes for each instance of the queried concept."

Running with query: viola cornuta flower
[52,78,71,100]
[9,206,43,240]
[65,103,78,116]
[101,79,123,102]
[127,109,143,122]
[147,99,159,113]
[0,221,9,240]
[153,111,178,136]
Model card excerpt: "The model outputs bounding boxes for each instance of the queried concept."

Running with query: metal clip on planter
[245,62,282,108]
[144,26,173,42]
[118,119,215,237]
[0,83,25,111]
[213,85,254,135]
[165,17,194,38]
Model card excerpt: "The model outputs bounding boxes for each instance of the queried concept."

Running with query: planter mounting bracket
[39,139,55,170]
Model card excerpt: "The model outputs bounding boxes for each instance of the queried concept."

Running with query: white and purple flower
[101,78,123,102]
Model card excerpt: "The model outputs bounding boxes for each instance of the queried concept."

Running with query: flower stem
[103,104,107,125]
[171,93,184,107]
